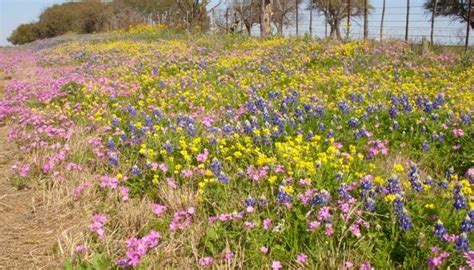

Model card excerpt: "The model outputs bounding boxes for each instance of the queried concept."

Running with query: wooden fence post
[295,0,299,36]
[346,0,351,39]
[226,8,229,33]
[466,0,472,51]
[430,0,437,46]
[309,2,313,37]
[380,0,385,41]
[363,0,368,39]
[325,17,328,38]
[405,0,410,42]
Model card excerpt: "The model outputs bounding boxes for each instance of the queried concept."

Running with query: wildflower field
[0,30,473,269]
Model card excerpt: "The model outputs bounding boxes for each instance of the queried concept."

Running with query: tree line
[8,0,473,45]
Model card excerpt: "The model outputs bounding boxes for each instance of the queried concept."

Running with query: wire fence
[208,1,473,48]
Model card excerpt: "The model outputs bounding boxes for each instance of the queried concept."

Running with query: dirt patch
[0,73,80,269]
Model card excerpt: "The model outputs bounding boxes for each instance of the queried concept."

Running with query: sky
[0,0,472,46]
[0,0,68,46]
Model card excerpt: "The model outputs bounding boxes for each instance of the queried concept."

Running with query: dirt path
[0,74,64,269]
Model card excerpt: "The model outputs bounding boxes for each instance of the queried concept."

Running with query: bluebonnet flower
[187,124,196,137]
[398,210,412,231]
[128,122,136,132]
[361,176,373,191]
[424,177,435,186]
[210,158,223,176]
[145,116,153,127]
[386,175,402,194]
[277,189,292,204]
[408,164,423,192]
[461,113,471,124]
[348,117,359,128]
[107,138,115,150]
[338,184,351,200]
[453,193,467,210]
[433,94,445,109]
[424,102,434,113]
[319,122,325,131]
[311,190,331,206]
[327,129,335,138]
[112,117,119,127]
[460,216,473,233]
[338,100,351,114]
[245,196,257,207]
[455,233,470,252]
[109,153,119,167]
[153,108,163,118]
[389,106,397,118]
[131,165,140,176]
[258,195,268,206]
[120,131,127,142]
[434,220,448,241]
[164,141,173,154]
[364,198,376,212]
[126,105,137,117]
[445,167,455,179]
[422,140,430,152]
[217,172,229,183]
[366,104,377,114]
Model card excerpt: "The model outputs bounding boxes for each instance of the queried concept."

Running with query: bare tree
[231,0,260,34]
[261,0,273,36]
[309,0,370,40]
[273,0,301,35]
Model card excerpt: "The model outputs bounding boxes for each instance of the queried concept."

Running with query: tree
[175,0,210,31]
[273,0,302,35]
[424,0,474,29]
[261,0,273,36]
[37,3,84,38]
[309,0,370,40]
[7,23,42,45]
[231,0,260,34]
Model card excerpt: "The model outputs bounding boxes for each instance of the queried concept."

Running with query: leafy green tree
[7,23,42,45]
[424,0,474,29]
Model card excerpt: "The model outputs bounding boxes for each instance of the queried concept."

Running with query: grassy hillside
[1,28,473,269]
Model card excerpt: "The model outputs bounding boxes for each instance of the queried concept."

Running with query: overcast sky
[0,0,471,46]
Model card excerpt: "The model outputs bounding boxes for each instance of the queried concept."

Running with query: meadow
[0,27,473,269]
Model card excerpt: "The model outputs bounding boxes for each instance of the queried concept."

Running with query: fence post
[225,8,229,33]
[309,2,313,37]
[325,17,328,38]
[241,2,244,33]
[363,0,368,40]
[380,0,385,41]
[249,5,253,35]
[295,0,299,36]
[430,0,437,46]
[346,0,351,39]
[405,0,410,42]
[466,0,472,52]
